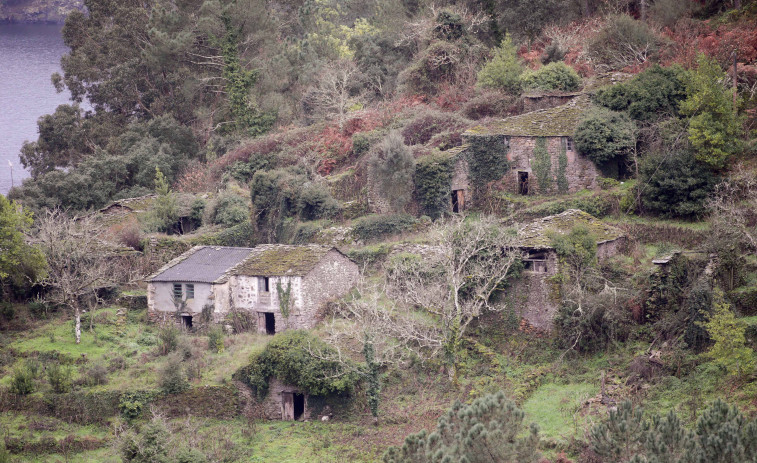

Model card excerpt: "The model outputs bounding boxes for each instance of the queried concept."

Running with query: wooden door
[257,312,267,335]
[281,392,294,420]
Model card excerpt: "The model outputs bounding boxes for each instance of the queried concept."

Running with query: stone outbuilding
[147,244,359,332]
[457,95,600,199]
[508,209,626,330]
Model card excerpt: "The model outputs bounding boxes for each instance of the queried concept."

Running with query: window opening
[451,190,465,213]
[260,277,270,293]
[265,312,276,335]
[293,393,305,421]
[185,284,194,299]
[504,136,510,149]
[518,172,529,195]
[173,283,182,300]
[566,137,574,151]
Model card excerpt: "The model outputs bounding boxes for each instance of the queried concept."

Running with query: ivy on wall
[532,137,552,195]
[276,279,293,319]
[414,153,453,219]
[467,135,509,201]
[557,138,569,194]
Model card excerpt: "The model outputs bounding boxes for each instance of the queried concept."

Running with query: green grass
[522,382,598,444]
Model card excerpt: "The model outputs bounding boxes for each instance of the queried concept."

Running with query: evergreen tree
[363,337,381,424]
[369,131,416,213]
[702,288,755,378]
[384,391,540,463]
[477,35,524,94]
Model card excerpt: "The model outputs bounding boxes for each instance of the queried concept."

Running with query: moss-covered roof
[516,209,625,249]
[236,244,336,276]
[465,95,592,137]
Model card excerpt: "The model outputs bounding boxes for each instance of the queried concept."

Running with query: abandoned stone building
[452,95,600,206]
[147,244,359,333]
[508,209,626,330]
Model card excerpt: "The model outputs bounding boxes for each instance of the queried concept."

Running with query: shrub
[159,355,189,395]
[414,153,454,219]
[120,418,170,463]
[47,362,73,393]
[208,326,224,354]
[158,324,179,356]
[10,363,36,395]
[238,330,359,400]
[352,214,418,242]
[212,191,249,227]
[296,183,340,221]
[521,62,581,92]
[213,222,256,247]
[369,131,416,213]
[462,91,518,120]
[553,292,634,353]
[400,110,470,147]
[594,64,688,121]
[81,363,109,387]
[477,35,524,94]
[639,151,717,219]
[399,41,463,96]
[586,15,666,70]
[119,391,155,420]
[574,107,635,166]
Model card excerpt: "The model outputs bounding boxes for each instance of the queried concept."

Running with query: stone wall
[597,237,626,262]
[261,378,311,420]
[451,155,471,210]
[231,275,304,333]
[522,94,578,113]
[301,249,360,327]
[508,271,560,331]
[503,136,599,194]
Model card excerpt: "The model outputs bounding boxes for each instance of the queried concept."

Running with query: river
[0,24,73,195]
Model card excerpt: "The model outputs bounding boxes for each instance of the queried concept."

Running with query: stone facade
[503,136,600,194]
[261,378,311,421]
[451,154,471,212]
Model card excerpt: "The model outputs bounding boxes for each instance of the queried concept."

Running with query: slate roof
[236,244,335,277]
[148,246,255,283]
[516,209,625,249]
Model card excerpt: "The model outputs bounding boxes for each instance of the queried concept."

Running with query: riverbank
[0,0,83,24]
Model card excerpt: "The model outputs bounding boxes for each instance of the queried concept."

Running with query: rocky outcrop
[0,0,84,24]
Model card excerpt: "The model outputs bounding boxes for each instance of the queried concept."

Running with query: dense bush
[211,191,249,227]
[477,35,524,94]
[352,214,418,242]
[369,131,416,213]
[594,65,688,121]
[10,363,36,395]
[639,151,717,219]
[159,355,189,395]
[119,390,157,420]
[400,110,470,147]
[586,15,666,70]
[398,41,463,96]
[414,153,454,219]
[462,91,518,120]
[521,62,581,92]
[47,362,73,394]
[296,183,340,221]
[158,324,179,356]
[574,107,635,165]
[239,330,359,399]
[553,293,634,353]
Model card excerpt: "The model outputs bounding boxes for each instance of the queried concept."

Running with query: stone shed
[462,95,600,196]
[230,244,359,334]
[508,209,626,330]
[147,244,359,332]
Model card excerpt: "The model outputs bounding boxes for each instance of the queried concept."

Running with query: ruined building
[147,244,359,332]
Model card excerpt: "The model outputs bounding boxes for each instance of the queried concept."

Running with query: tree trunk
[75,308,81,344]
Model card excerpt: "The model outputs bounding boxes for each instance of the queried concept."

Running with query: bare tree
[303,60,363,128]
[327,216,521,385]
[33,210,119,344]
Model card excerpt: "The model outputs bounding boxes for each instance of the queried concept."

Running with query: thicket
[476,35,524,94]
[639,151,717,219]
[369,131,416,213]
[586,15,667,70]
[238,330,359,400]
[210,191,249,228]
[521,62,581,92]
[352,214,418,242]
[594,65,688,121]
[467,135,509,201]
[574,107,636,166]
[414,153,454,219]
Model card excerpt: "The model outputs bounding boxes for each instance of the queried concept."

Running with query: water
[0,24,72,195]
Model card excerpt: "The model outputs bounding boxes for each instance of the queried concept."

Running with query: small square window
[185,284,194,299]
[566,137,574,151]
[173,283,182,300]
[259,277,270,293]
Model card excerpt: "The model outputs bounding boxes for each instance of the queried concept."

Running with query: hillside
[2,0,757,462]
[0,0,83,23]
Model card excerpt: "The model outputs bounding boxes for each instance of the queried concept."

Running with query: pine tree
[363,337,381,425]
[702,288,755,378]
[591,400,648,462]
[384,391,540,463]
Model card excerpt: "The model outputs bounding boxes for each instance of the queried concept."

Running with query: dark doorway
[451,190,465,213]
[293,393,305,420]
[181,315,193,330]
[518,172,529,195]
[264,312,276,335]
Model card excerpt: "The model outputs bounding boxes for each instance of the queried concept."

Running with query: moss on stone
[517,209,624,249]
[237,245,334,276]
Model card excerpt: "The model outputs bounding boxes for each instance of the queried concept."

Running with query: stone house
[508,209,626,330]
[147,244,359,332]
[456,95,600,201]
